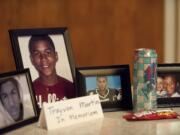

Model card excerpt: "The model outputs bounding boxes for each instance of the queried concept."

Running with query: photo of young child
[156,76,167,98]
[156,75,180,98]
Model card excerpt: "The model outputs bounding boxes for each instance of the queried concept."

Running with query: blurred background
[0,0,178,77]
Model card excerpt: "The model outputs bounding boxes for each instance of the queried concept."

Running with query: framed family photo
[9,28,76,108]
[0,69,39,134]
[157,63,180,107]
[75,65,133,112]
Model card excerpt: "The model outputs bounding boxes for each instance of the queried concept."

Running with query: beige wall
[164,0,180,63]
[0,0,164,74]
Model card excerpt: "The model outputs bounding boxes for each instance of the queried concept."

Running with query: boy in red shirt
[29,35,75,108]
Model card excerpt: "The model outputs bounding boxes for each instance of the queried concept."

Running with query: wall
[0,0,164,74]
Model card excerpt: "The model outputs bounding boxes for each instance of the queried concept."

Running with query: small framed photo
[0,69,39,134]
[76,65,133,111]
[9,28,76,108]
[157,63,180,107]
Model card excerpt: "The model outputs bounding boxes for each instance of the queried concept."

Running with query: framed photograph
[76,65,133,111]
[9,28,76,108]
[0,69,39,134]
[157,63,180,107]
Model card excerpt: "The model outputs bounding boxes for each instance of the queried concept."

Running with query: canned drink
[133,48,157,112]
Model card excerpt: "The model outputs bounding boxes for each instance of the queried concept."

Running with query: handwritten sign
[38,94,104,130]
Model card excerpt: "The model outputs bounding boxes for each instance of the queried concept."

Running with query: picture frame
[9,28,76,108]
[9,27,75,82]
[157,63,180,107]
[0,69,39,134]
[75,65,133,112]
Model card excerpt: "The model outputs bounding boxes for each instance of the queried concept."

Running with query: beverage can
[133,48,157,112]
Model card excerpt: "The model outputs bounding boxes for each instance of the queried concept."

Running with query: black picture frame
[0,69,39,134]
[75,65,133,112]
[9,27,75,82]
[9,27,76,108]
[157,63,180,108]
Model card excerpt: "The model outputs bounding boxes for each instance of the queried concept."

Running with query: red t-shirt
[33,76,75,108]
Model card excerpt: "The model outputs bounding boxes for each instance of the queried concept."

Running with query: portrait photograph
[9,28,76,108]
[0,69,38,134]
[157,63,180,107]
[75,65,133,111]
[86,75,122,102]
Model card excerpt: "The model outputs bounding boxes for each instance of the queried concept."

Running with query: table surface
[4,108,180,135]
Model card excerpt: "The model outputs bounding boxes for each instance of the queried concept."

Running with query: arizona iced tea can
[133,48,157,112]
